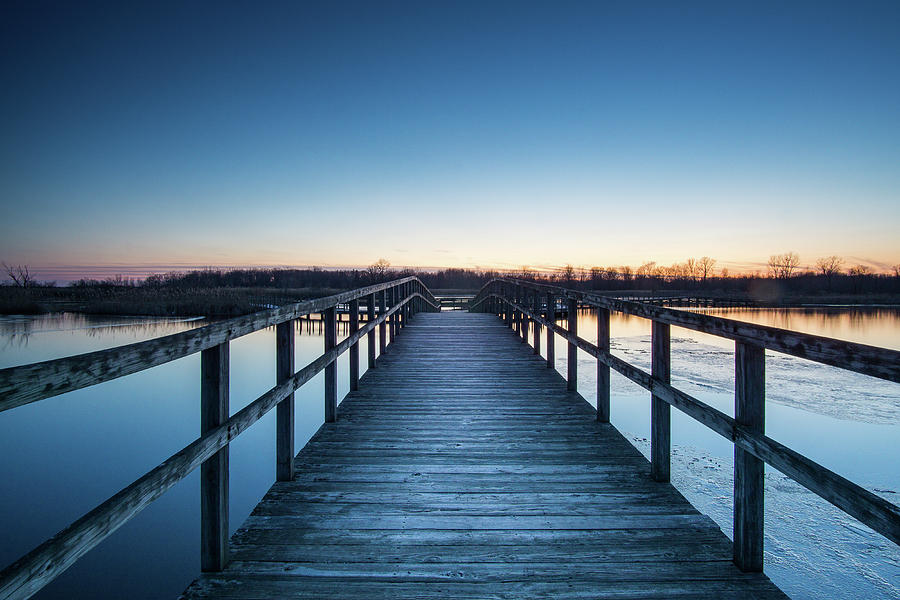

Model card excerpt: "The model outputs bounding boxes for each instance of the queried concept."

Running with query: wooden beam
[546,293,555,369]
[367,293,376,369]
[734,342,765,572]
[324,307,337,423]
[349,300,359,392]
[275,321,294,482]
[597,307,610,423]
[567,298,577,391]
[201,342,229,571]
[651,321,671,483]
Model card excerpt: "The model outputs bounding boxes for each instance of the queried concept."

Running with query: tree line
[3,255,900,296]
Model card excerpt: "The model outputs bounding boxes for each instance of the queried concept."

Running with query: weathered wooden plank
[275,321,294,482]
[348,299,359,391]
[651,320,670,483]
[201,342,229,572]
[734,341,765,572]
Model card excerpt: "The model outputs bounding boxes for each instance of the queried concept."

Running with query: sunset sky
[2,1,899,281]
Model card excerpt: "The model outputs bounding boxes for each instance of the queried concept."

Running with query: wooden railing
[0,278,440,600]
[470,278,900,572]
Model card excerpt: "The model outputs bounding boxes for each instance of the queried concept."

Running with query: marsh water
[0,307,898,599]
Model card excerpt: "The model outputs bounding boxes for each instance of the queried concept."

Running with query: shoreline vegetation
[2,263,899,318]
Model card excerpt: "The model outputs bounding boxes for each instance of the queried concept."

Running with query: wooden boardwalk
[182,311,787,599]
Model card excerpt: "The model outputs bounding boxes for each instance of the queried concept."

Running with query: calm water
[0,308,898,599]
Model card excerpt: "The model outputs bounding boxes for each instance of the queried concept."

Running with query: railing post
[324,306,337,423]
[504,286,512,326]
[734,341,765,572]
[389,286,396,344]
[546,293,555,368]
[651,320,671,482]
[379,289,387,356]
[276,321,294,482]
[367,293,376,369]
[349,299,359,391]
[201,342,229,572]
[532,291,540,354]
[521,288,529,343]
[567,298,577,391]
[597,307,610,423]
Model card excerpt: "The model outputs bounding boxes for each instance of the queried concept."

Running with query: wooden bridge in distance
[2,277,898,599]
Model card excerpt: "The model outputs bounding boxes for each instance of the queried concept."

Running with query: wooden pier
[2,277,898,599]
[182,311,786,598]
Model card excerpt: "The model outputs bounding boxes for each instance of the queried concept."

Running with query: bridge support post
[567,298,577,391]
[379,290,387,356]
[546,293,555,369]
[388,287,395,345]
[349,299,359,391]
[367,293,376,369]
[651,321,671,482]
[276,321,295,482]
[532,292,540,355]
[521,289,529,343]
[734,341,765,572]
[597,308,610,423]
[325,307,337,422]
[201,342,229,571]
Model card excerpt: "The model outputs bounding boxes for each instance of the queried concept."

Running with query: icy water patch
[627,436,900,600]
[611,334,900,424]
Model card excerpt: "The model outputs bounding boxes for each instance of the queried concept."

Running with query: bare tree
[815,256,844,277]
[768,252,800,279]
[635,261,656,279]
[848,264,872,276]
[366,258,392,282]
[684,258,697,281]
[893,264,900,278]
[698,256,716,282]
[3,262,34,287]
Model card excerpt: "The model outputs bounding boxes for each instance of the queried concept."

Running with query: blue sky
[2,0,898,279]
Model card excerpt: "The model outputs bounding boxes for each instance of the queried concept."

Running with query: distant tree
[3,262,34,287]
[684,258,697,281]
[562,264,575,285]
[698,256,716,282]
[366,258,392,282]
[815,256,844,278]
[620,265,633,281]
[720,267,729,278]
[848,264,872,277]
[635,261,656,279]
[768,252,800,279]
[893,264,900,278]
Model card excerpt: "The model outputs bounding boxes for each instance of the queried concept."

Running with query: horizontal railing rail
[0,278,440,600]
[470,278,900,572]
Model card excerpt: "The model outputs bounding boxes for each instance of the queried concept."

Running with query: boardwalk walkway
[182,311,787,599]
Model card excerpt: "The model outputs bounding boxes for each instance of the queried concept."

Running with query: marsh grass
[0,286,344,317]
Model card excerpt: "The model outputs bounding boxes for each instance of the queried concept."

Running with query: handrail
[0,278,440,600]
[471,279,900,382]
[470,278,900,570]
[0,277,439,412]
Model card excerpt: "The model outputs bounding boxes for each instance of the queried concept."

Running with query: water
[0,308,898,599]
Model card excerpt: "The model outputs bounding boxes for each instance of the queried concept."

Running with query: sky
[1,0,899,281]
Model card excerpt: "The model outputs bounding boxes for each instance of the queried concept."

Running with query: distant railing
[0,278,440,600]
[469,278,900,573]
